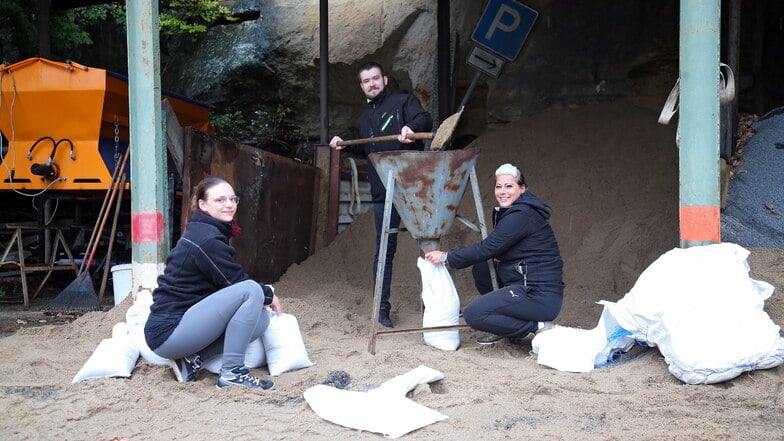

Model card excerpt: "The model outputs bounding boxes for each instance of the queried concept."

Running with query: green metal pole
[126,0,169,290]
[679,0,721,247]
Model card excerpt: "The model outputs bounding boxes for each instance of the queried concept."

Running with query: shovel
[335,132,433,147]
[335,108,464,151]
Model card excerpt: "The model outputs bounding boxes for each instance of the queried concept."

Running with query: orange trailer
[0,57,212,191]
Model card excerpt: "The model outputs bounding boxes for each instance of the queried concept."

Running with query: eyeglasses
[210,196,240,205]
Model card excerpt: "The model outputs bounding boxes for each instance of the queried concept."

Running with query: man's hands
[331,125,414,148]
[398,125,414,144]
[329,136,345,150]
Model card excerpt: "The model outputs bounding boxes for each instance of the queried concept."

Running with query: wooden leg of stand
[13,229,30,308]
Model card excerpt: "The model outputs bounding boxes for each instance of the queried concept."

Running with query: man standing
[330,62,433,328]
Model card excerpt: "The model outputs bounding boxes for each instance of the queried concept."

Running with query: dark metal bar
[458,70,483,111]
[320,0,339,245]
[751,1,766,114]
[437,0,452,122]
[725,0,741,158]
[373,324,472,338]
[319,0,329,146]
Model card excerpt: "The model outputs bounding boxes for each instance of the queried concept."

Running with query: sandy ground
[1,99,783,440]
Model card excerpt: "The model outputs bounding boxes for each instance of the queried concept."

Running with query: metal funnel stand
[367,147,498,354]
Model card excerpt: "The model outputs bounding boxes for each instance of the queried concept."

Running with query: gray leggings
[153,279,269,370]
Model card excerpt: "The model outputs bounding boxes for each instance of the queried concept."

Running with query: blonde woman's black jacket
[447,191,564,290]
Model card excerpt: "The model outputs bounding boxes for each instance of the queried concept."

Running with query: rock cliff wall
[161,0,679,141]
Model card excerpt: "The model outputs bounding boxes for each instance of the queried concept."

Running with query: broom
[98,172,127,304]
[44,148,130,312]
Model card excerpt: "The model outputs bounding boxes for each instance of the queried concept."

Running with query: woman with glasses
[144,177,281,390]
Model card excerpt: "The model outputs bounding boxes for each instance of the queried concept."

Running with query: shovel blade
[430,109,464,151]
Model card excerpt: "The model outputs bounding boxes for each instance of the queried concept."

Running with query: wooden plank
[163,99,184,178]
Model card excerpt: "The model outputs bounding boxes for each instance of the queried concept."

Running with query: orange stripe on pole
[132,212,165,243]
[680,205,720,243]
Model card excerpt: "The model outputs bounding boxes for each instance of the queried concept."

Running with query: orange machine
[0,57,212,191]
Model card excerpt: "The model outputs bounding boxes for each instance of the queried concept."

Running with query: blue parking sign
[471,0,538,61]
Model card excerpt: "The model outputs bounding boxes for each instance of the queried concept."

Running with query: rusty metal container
[368,147,479,251]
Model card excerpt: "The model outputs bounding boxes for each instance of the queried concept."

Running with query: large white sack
[417,257,461,351]
[604,242,784,384]
[262,310,314,376]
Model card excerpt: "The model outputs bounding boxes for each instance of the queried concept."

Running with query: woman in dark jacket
[144,177,281,389]
[425,163,564,344]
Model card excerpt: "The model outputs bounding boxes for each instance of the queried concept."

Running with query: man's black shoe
[378,308,393,328]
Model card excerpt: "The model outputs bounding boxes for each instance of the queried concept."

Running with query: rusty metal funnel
[368,147,479,251]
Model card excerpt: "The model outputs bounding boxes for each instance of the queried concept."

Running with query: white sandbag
[112,322,128,339]
[532,305,636,372]
[129,325,169,366]
[201,337,267,374]
[262,310,314,376]
[304,365,448,439]
[371,365,445,397]
[125,289,153,332]
[72,336,140,383]
[134,289,154,306]
[417,257,461,351]
[123,288,169,366]
[603,243,784,384]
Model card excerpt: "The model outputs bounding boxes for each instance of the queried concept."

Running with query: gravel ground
[721,108,784,249]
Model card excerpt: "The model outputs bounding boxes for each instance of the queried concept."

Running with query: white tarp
[304,365,448,439]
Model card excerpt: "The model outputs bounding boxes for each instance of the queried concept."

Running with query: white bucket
[111,264,133,305]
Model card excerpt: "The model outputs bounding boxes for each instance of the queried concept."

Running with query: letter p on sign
[485,4,521,40]
[472,0,538,61]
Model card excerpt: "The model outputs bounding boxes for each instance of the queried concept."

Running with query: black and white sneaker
[477,333,504,345]
[169,354,202,383]
[510,322,556,344]
[217,366,275,390]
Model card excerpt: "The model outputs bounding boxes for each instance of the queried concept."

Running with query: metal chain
[113,116,120,164]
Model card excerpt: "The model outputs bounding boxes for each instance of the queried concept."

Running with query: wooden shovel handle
[336,132,433,146]
[80,147,130,274]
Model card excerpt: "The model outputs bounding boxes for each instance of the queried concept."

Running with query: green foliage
[159,0,234,36]
[212,105,302,148]
[104,0,234,37]
[0,0,36,58]
[50,7,109,51]
[211,111,248,138]
[0,0,233,58]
